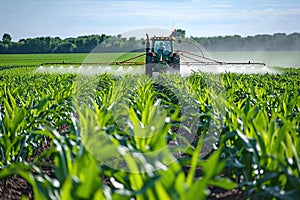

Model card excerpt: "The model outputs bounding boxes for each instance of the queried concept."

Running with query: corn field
[0,67,299,199]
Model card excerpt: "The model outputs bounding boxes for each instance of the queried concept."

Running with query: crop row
[0,53,143,67]
[0,67,299,199]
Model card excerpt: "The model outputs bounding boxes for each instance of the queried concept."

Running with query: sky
[0,0,300,41]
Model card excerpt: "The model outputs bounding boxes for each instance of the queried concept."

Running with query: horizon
[1,0,300,41]
[2,30,300,42]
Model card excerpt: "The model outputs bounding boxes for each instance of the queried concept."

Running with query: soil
[0,169,245,200]
[182,166,246,200]
[207,187,245,200]
[0,129,245,199]
[0,175,33,200]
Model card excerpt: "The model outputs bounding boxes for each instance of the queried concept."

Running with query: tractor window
[154,41,171,54]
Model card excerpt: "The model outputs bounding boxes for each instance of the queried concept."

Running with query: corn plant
[221,69,300,199]
[1,67,299,200]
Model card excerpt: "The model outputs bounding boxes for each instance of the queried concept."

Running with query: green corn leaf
[185,178,209,200]
[154,181,171,200]
[207,177,237,190]
[186,134,204,187]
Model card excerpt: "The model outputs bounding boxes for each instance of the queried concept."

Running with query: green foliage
[2,33,12,45]
[0,67,299,199]
[221,70,300,199]
[0,52,144,67]
[1,32,300,53]
[193,32,300,51]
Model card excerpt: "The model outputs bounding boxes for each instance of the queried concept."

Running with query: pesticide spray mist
[35,28,289,173]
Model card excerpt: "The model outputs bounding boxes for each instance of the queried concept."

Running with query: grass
[1,51,299,68]
[0,53,87,67]
[0,52,145,67]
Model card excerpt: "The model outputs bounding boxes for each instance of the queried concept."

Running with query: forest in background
[1,29,300,53]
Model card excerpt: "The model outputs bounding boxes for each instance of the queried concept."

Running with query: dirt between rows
[0,134,245,199]
[0,171,245,200]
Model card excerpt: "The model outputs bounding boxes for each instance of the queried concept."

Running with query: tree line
[193,33,300,51]
[0,31,300,54]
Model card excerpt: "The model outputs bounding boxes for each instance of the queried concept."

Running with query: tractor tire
[146,53,153,77]
[172,53,180,72]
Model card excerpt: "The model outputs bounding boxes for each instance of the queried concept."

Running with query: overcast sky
[1,0,299,41]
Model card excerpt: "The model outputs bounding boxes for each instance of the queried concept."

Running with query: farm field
[0,57,299,199]
[0,53,144,68]
[0,53,88,67]
[1,51,300,68]
[209,51,300,68]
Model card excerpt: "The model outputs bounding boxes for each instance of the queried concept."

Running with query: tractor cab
[151,37,175,64]
[152,37,173,56]
[145,33,180,77]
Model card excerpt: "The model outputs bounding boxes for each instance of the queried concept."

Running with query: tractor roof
[151,36,175,41]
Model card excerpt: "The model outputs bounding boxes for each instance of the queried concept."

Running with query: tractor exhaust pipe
[146,33,150,53]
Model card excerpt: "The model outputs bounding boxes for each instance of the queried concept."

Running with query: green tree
[175,29,186,38]
[2,33,12,45]
[54,42,75,53]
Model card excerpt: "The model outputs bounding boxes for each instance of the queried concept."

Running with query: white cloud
[2,0,300,40]
[210,0,233,8]
[258,3,300,7]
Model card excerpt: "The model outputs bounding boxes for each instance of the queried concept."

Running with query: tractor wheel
[146,53,153,77]
[172,53,180,72]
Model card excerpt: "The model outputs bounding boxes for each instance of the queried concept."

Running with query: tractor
[145,31,181,77]
[41,29,266,76]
